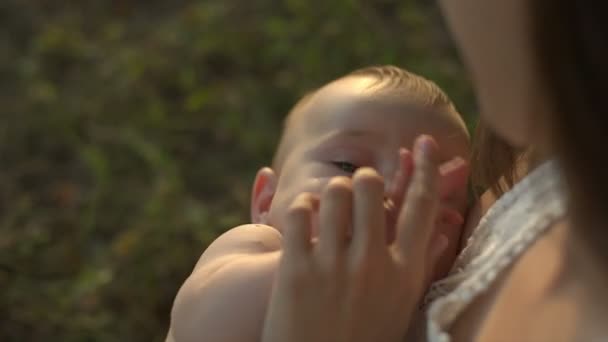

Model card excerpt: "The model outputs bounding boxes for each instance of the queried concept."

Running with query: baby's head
[251,65,470,278]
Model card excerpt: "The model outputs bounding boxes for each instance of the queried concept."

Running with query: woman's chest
[449,223,578,342]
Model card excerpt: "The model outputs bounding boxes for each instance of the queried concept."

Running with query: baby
[168,65,471,342]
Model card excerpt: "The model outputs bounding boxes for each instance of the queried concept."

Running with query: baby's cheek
[269,177,330,232]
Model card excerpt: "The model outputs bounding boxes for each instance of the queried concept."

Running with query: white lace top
[425,160,566,342]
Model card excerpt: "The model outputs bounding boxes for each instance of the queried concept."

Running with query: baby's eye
[331,161,359,174]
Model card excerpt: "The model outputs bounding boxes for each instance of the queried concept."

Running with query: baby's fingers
[351,168,387,262]
[389,148,414,209]
[283,193,316,259]
[439,156,469,200]
[394,135,441,261]
[318,177,353,266]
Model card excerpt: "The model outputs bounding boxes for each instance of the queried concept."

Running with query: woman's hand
[262,135,449,342]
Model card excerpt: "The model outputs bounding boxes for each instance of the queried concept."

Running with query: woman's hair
[470,122,525,198]
[531,1,608,262]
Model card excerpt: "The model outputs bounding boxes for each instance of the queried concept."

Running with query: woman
[262,0,608,341]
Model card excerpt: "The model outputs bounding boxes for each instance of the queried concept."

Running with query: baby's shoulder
[194,224,282,269]
[218,224,282,252]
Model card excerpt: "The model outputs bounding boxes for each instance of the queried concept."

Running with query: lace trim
[425,161,566,342]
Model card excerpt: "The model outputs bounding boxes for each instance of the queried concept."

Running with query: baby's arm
[168,224,282,342]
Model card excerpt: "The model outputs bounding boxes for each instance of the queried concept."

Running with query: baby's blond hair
[272,65,459,173]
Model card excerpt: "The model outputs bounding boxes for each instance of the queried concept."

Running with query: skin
[263,136,452,342]
[437,0,608,340]
[168,75,471,342]
[259,1,608,342]
[438,0,543,148]
[265,75,470,278]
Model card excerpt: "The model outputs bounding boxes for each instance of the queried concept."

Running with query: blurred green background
[0,1,475,341]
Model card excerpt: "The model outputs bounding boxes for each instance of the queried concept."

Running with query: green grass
[0,1,475,340]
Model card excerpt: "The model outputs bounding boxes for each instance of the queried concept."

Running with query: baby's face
[265,76,470,278]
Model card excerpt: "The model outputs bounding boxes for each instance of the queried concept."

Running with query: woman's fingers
[394,135,442,260]
[351,168,387,262]
[318,177,352,266]
[283,193,315,258]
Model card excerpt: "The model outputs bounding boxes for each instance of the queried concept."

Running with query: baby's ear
[251,167,277,224]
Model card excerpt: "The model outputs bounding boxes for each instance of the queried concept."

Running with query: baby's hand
[262,135,448,342]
